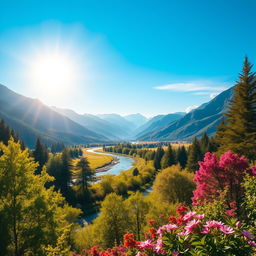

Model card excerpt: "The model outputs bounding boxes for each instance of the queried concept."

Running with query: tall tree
[176,146,188,169]
[33,138,48,174]
[125,192,149,240]
[187,137,202,172]
[161,144,176,169]
[200,132,210,154]
[60,148,72,200]
[94,193,129,248]
[74,157,95,195]
[216,57,256,161]
[153,146,164,170]
[0,138,80,255]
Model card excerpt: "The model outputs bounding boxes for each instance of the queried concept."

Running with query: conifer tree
[153,146,165,170]
[187,137,202,172]
[176,145,188,169]
[74,157,94,195]
[216,57,256,161]
[161,144,176,169]
[33,138,49,174]
[200,132,210,154]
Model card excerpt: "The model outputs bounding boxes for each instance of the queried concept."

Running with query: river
[81,148,135,224]
[87,148,135,176]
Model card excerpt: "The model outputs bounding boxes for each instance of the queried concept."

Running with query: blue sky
[0,0,256,117]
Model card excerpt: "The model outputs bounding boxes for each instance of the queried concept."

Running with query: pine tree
[153,146,165,170]
[60,148,72,201]
[200,132,210,154]
[160,145,176,169]
[33,138,49,174]
[216,57,256,161]
[187,137,202,172]
[176,145,188,169]
[74,157,94,195]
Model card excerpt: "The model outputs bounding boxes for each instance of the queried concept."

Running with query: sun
[31,53,76,94]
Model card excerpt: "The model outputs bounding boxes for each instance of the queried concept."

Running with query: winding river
[81,148,135,224]
[87,148,135,176]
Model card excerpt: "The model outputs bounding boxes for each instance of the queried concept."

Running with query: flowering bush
[192,151,256,207]
[74,206,256,256]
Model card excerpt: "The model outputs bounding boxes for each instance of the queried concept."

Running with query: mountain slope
[0,84,108,147]
[124,114,148,128]
[52,107,121,140]
[97,114,136,138]
[135,113,185,139]
[138,87,234,141]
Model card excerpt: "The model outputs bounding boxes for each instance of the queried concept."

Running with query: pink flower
[241,230,254,240]
[248,240,256,247]
[154,238,163,253]
[157,224,178,237]
[235,221,241,228]
[204,220,224,228]
[138,239,153,249]
[184,219,200,234]
[219,225,234,234]
[172,251,179,256]
[183,211,197,221]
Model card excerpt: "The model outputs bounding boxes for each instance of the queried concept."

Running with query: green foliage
[125,192,150,240]
[176,145,188,169]
[161,144,176,169]
[187,137,202,172]
[0,138,80,255]
[33,137,49,174]
[93,193,129,248]
[216,57,256,162]
[154,146,165,170]
[242,175,256,228]
[152,165,195,204]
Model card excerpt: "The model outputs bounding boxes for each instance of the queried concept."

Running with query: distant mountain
[0,84,108,148]
[138,87,233,141]
[124,114,148,128]
[97,114,136,138]
[52,107,121,140]
[135,113,185,138]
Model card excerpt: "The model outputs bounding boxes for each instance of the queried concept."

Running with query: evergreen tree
[153,146,164,170]
[160,144,176,169]
[33,138,48,174]
[60,148,72,200]
[216,57,256,161]
[74,157,95,195]
[176,145,188,169]
[187,137,202,172]
[200,132,210,154]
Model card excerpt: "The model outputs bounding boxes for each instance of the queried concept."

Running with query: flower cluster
[74,206,256,256]
[192,151,256,206]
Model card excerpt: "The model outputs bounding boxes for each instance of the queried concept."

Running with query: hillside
[138,87,234,141]
[0,84,108,147]
[135,112,185,138]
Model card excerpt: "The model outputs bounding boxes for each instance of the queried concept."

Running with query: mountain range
[0,83,234,147]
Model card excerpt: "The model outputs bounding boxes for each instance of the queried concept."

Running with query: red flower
[148,219,156,225]
[176,206,188,215]
[123,233,137,248]
[149,227,157,238]
[168,216,177,224]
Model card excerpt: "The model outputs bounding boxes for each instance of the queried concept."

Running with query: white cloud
[185,105,198,113]
[154,82,227,92]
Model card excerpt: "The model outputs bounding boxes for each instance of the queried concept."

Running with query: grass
[143,143,191,151]
[82,148,114,170]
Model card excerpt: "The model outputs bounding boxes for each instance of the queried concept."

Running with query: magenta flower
[241,230,254,240]
[248,240,256,247]
[138,239,153,249]
[219,225,234,234]
[184,219,200,234]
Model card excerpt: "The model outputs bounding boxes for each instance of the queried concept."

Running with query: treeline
[104,133,216,172]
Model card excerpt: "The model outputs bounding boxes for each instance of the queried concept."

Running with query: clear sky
[1,0,256,117]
